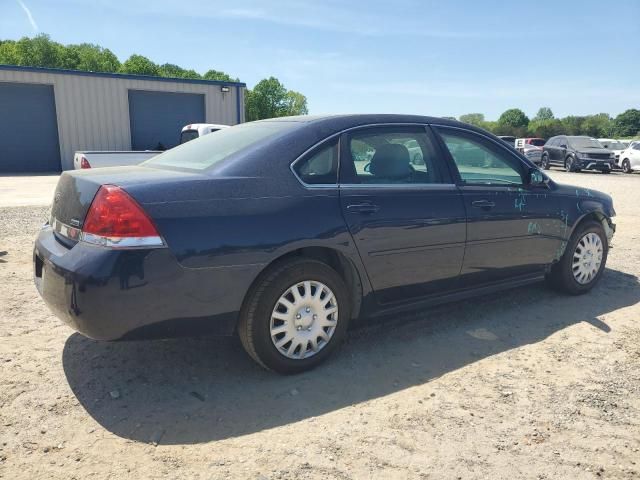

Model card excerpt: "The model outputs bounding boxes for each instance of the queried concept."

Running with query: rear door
[433,126,563,286]
[339,125,466,304]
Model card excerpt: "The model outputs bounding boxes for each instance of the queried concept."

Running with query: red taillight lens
[80,156,91,169]
[82,185,163,247]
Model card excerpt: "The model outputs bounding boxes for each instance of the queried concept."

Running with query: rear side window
[293,140,338,185]
[342,127,444,184]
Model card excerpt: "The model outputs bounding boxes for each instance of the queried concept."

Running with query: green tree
[0,40,19,64]
[63,43,120,72]
[284,90,308,116]
[581,113,612,138]
[498,108,529,128]
[459,113,485,126]
[203,69,239,82]
[119,54,159,76]
[613,109,640,137]
[245,77,290,121]
[158,63,201,79]
[560,116,586,135]
[533,107,554,121]
[528,118,563,138]
[7,34,63,68]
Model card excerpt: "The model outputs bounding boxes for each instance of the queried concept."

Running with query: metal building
[0,65,246,172]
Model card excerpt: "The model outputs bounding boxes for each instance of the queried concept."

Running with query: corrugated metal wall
[0,68,244,170]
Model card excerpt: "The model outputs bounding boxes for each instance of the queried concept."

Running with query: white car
[522,144,543,165]
[618,141,640,174]
[598,138,630,169]
[179,123,230,144]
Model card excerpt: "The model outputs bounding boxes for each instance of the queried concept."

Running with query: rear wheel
[540,154,550,170]
[547,220,608,295]
[622,159,632,174]
[238,258,351,374]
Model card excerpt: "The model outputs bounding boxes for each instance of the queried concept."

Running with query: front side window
[342,127,443,184]
[436,128,524,186]
[293,140,338,185]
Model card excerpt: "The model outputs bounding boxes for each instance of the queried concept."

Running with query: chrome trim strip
[81,233,165,249]
[339,183,457,190]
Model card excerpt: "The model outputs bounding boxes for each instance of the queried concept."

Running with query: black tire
[238,258,351,374]
[540,154,550,170]
[602,169,611,174]
[622,159,631,174]
[564,156,575,172]
[546,220,608,295]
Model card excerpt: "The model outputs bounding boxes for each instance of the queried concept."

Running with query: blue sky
[1,0,638,119]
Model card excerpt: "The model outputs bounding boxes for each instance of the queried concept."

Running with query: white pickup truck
[73,123,230,169]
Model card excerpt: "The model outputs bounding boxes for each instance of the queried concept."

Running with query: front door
[433,126,563,286]
[339,125,466,304]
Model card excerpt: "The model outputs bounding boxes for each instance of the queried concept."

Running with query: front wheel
[238,258,351,374]
[547,220,608,295]
[622,159,632,174]
[564,156,575,172]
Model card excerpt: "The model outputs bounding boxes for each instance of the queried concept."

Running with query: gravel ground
[0,170,639,479]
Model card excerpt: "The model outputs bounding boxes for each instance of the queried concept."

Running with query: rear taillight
[81,185,164,248]
[80,156,91,169]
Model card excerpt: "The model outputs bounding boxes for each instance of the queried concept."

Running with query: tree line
[0,34,308,121]
[458,107,640,139]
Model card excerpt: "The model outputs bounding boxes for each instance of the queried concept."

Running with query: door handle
[346,203,380,214]
[471,200,495,210]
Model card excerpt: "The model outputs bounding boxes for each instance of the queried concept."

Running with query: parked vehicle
[73,150,161,169]
[35,115,616,374]
[515,138,545,152]
[522,144,543,165]
[497,135,516,146]
[618,141,640,173]
[540,136,614,173]
[598,138,630,168]
[180,123,230,144]
[74,124,230,169]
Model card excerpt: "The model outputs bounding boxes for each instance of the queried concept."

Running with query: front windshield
[602,141,626,150]
[568,137,603,149]
[145,121,296,170]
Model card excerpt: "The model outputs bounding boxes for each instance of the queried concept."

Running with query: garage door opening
[0,82,61,172]
[128,90,205,151]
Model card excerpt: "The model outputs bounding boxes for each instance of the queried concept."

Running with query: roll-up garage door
[0,82,61,172]
[128,90,205,151]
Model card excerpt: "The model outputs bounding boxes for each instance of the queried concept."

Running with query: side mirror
[528,168,548,188]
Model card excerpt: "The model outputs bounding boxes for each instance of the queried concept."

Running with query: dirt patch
[1,171,639,479]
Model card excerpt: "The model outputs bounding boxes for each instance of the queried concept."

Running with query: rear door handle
[346,203,380,214]
[471,200,495,209]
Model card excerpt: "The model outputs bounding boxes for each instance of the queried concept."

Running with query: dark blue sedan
[34,115,616,373]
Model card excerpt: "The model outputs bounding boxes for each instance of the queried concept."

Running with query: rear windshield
[179,130,199,144]
[145,122,295,170]
[528,138,545,146]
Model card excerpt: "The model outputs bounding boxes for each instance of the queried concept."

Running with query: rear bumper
[34,226,262,340]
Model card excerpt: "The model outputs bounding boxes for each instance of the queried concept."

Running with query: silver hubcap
[572,232,603,284]
[270,280,338,359]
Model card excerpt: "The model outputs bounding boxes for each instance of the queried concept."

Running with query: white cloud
[16,0,38,33]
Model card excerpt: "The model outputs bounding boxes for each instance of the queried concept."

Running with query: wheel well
[245,247,364,320]
[573,211,612,244]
